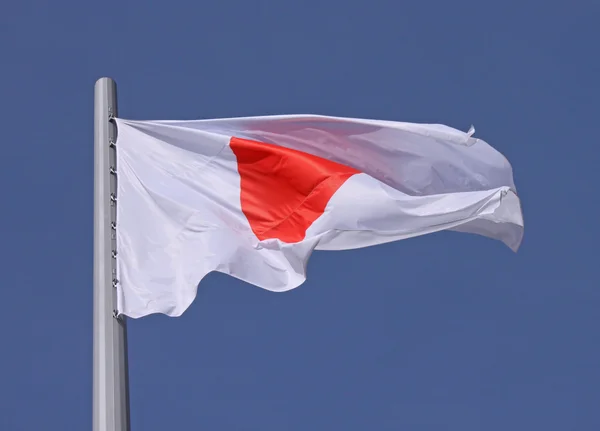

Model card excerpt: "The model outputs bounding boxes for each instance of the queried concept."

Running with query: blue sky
[2,1,599,430]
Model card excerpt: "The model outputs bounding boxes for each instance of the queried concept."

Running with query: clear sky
[2,1,599,430]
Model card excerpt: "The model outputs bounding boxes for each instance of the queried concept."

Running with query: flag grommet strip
[108,116,119,319]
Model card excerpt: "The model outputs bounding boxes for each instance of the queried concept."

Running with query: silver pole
[93,78,130,431]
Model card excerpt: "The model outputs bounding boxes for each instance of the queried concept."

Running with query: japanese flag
[114,115,523,317]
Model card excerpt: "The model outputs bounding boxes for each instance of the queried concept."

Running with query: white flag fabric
[114,115,523,317]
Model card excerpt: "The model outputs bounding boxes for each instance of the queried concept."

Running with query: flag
[114,115,523,317]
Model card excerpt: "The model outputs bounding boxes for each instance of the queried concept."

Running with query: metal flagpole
[93,77,131,431]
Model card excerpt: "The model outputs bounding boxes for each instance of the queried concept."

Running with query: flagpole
[93,77,131,431]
